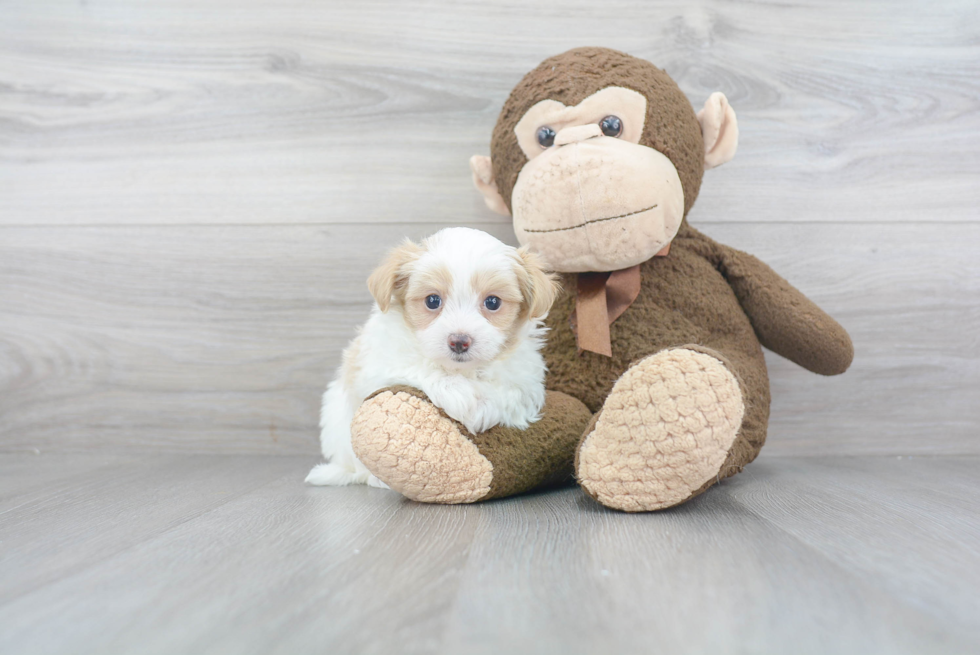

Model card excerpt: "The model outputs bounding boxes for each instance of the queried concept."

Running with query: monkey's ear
[367,239,422,312]
[697,92,739,169]
[469,155,511,216]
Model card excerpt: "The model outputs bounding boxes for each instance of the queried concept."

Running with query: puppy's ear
[367,239,423,312]
[515,246,559,320]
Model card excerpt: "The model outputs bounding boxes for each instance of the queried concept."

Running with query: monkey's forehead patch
[514,87,647,159]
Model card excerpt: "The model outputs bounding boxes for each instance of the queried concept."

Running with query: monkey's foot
[351,387,493,504]
[576,348,745,512]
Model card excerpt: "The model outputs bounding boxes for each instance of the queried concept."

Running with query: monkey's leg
[575,347,746,512]
[350,386,592,504]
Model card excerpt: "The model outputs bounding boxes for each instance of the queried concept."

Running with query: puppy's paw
[461,401,500,435]
[426,379,481,433]
[305,462,362,486]
[366,474,390,489]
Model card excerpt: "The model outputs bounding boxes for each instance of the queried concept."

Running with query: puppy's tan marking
[495,251,561,354]
[471,267,523,334]
[403,263,452,331]
[342,333,363,389]
[515,247,559,320]
[367,240,424,312]
[407,263,453,301]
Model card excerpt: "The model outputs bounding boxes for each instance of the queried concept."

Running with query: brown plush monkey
[350,47,853,511]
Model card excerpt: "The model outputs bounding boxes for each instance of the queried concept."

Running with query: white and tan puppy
[306,227,557,488]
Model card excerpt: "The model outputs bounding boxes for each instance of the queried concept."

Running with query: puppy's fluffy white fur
[306,227,557,487]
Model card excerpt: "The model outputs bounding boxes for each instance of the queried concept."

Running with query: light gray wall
[1,0,977,455]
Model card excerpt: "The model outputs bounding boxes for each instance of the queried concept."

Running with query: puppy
[306,227,558,487]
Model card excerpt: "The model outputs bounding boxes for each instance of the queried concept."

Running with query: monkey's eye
[536,126,556,148]
[484,295,501,311]
[599,115,623,137]
[425,294,441,310]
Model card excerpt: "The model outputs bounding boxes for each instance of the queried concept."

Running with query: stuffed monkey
[349,47,853,511]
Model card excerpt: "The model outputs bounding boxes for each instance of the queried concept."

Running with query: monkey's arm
[713,242,854,376]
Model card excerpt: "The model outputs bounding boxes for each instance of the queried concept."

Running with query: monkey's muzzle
[510,137,684,273]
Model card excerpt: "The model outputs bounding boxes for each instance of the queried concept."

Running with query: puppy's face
[368,228,557,368]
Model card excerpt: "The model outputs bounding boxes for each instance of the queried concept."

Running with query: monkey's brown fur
[350,47,853,510]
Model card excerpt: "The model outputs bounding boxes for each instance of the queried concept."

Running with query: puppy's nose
[448,333,472,354]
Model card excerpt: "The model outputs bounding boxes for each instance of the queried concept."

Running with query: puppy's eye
[536,126,556,148]
[484,295,501,311]
[599,115,623,137]
[425,294,441,310]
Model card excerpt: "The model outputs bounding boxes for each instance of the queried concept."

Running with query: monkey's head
[470,47,738,272]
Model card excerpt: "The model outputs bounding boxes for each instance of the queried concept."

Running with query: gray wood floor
[1,453,977,654]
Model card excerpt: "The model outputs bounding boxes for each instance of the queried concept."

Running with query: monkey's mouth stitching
[523,204,658,234]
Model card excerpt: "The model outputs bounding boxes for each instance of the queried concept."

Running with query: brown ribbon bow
[571,243,670,357]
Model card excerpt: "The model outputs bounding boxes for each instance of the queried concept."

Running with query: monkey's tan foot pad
[576,348,745,512]
[351,389,493,504]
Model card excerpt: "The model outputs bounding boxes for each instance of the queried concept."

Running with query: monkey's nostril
[448,333,472,354]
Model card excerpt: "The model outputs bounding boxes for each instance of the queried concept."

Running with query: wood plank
[442,458,980,654]
[0,454,304,604]
[0,453,976,654]
[0,454,476,655]
[1,221,977,455]
[1,0,977,226]
[723,457,980,642]
[0,452,136,511]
